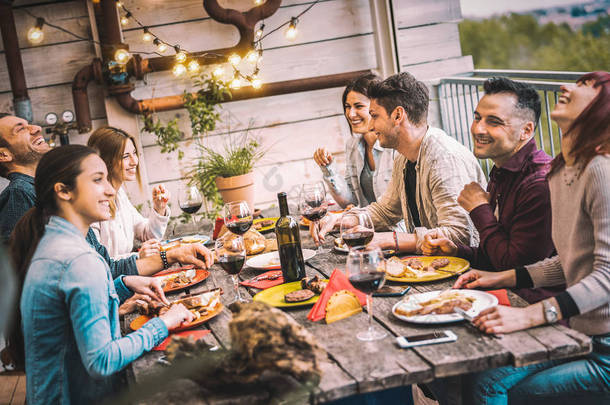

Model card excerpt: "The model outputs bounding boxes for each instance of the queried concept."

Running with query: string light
[246,50,259,64]
[120,12,131,26]
[142,28,153,42]
[154,38,167,53]
[114,48,131,65]
[254,0,264,5]
[116,1,123,7]
[285,17,298,41]
[27,18,45,44]
[229,76,241,90]
[251,76,262,89]
[228,53,241,66]
[172,63,187,77]
[174,46,187,63]
[213,66,224,78]
[187,60,200,73]
[255,24,264,39]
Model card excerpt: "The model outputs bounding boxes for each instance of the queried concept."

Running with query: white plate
[245,249,316,270]
[333,237,349,253]
[165,234,211,245]
[392,289,498,324]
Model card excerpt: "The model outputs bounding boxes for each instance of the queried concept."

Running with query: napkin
[307,269,367,322]
[487,289,511,306]
[153,329,211,351]
[240,270,284,289]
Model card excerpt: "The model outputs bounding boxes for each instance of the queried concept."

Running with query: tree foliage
[459,13,610,71]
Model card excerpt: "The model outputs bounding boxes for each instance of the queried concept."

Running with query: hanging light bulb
[172,63,187,77]
[116,1,123,7]
[228,53,241,66]
[120,12,131,26]
[285,17,298,41]
[142,28,153,42]
[154,38,167,53]
[174,46,187,63]
[255,23,265,40]
[246,50,259,64]
[251,76,262,89]
[27,18,45,44]
[213,65,224,78]
[229,76,241,90]
[114,48,131,65]
[254,0,264,5]
[187,60,200,73]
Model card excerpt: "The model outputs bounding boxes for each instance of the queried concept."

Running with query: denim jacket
[21,216,168,404]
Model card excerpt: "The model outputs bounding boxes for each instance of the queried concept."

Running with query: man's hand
[458,182,490,212]
[472,304,542,335]
[139,239,161,259]
[422,231,457,256]
[159,304,195,330]
[123,275,169,306]
[366,232,395,251]
[313,148,333,167]
[310,212,340,245]
[167,243,214,269]
[453,269,516,290]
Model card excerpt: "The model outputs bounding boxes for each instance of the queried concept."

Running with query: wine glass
[224,200,253,236]
[299,182,328,253]
[346,246,387,341]
[215,234,247,303]
[178,183,203,230]
[339,208,375,250]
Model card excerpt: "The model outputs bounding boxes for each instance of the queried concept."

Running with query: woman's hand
[313,148,333,167]
[453,269,516,290]
[472,304,542,334]
[123,275,169,306]
[166,243,214,269]
[422,231,458,256]
[310,212,340,245]
[152,184,170,215]
[158,304,195,330]
[139,239,161,258]
[118,293,152,316]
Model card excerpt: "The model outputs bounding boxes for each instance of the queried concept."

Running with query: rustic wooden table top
[124,219,591,405]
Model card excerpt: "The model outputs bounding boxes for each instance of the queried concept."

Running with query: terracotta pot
[215,172,256,210]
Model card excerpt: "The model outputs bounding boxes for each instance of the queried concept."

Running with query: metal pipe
[0,0,33,122]
[113,69,373,114]
[72,59,103,133]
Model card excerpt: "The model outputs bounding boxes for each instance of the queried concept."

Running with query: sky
[460,0,583,17]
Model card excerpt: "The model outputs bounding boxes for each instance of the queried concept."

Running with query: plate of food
[154,268,209,292]
[252,276,328,307]
[245,249,316,270]
[130,289,223,332]
[160,234,211,251]
[252,217,278,233]
[385,256,470,282]
[392,289,498,324]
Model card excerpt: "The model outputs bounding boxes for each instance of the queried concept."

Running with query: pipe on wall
[0,0,33,122]
[72,58,103,133]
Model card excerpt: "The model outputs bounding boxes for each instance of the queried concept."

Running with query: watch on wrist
[542,300,558,324]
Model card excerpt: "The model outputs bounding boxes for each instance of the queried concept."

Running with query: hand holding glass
[215,234,247,303]
[299,182,328,253]
[339,208,375,250]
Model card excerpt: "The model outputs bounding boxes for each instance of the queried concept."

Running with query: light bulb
[114,49,130,65]
[229,77,241,90]
[120,15,129,25]
[246,50,259,63]
[116,1,123,7]
[213,66,224,78]
[254,0,264,5]
[228,53,241,66]
[257,49,263,62]
[172,63,186,77]
[187,60,200,73]
[27,26,44,44]
[154,39,167,53]
[175,50,187,63]
[251,77,262,89]
[255,23,265,39]
[285,18,298,41]
[142,29,153,42]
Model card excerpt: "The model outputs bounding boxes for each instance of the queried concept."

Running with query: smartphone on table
[396,330,457,348]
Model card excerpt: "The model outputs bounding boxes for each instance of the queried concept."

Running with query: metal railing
[437,69,586,175]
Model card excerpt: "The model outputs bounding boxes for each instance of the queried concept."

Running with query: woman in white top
[88,127,170,259]
[313,73,394,208]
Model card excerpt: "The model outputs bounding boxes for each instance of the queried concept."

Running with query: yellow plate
[252,280,325,307]
[385,256,470,283]
[252,217,279,233]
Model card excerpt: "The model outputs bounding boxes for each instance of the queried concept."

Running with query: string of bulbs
[25,0,321,90]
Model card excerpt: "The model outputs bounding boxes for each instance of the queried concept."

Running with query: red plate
[130,303,223,332]
[154,268,209,293]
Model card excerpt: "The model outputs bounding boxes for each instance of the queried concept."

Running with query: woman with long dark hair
[13,145,194,404]
[449,71,610,403]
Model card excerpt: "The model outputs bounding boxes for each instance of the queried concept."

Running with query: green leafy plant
[142,114,184,159]
[184,73,232,136]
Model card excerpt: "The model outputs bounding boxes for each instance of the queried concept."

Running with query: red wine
[302,207,327,222]
[180,203,202,214]
[306,198,323,208]
[349,272,385,294]
[218,255,245,275]
[276,192,306,282]
[342,231,374,248]
[226,220,253,235]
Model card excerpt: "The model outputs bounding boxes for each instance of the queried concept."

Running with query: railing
[437,70,586,175]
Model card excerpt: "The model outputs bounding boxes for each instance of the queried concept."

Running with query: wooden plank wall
[0,0,473,211]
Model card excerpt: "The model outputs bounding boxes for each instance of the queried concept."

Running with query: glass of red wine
[339,208,375,250]
[178,183,203,229]
[215,234,247,303]
[346,246,387,341]
[298,182,329,253]
[224,201,253,236]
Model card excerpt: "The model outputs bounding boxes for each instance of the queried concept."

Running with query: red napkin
[240,270,284,289]
[487,289,511,306]
[307,269,367,322]
[153,329,211,351]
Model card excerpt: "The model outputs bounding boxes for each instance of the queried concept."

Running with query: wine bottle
[275,192,306,282]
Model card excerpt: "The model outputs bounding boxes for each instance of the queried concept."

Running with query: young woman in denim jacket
[11,145,194,404]
[313,73,394,208]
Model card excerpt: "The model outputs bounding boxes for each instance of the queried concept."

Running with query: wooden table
[125,223,591,405]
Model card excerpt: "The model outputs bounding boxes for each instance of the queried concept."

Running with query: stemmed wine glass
[346,246,387,341]
[339,208,375,250]
[178,183,203,230]
[215,234,247,303]
[223,201,253,236]
[299,182,328,253]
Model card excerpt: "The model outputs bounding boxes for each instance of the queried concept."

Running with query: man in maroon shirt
[423,77,561,303]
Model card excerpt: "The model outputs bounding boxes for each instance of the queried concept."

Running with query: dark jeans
[326,385,413,405]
